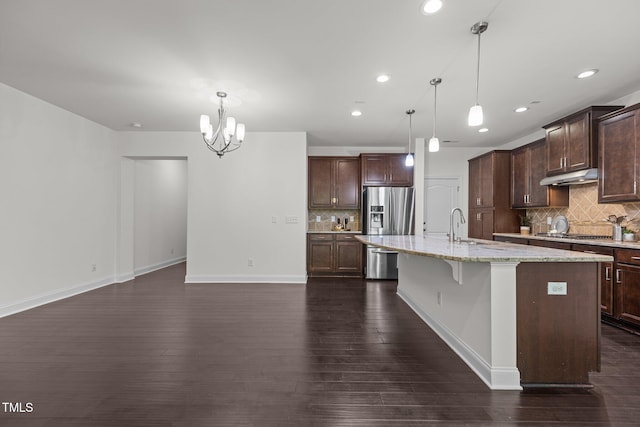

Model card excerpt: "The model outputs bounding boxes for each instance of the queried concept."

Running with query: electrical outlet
[285,216,298,224]
[547,281,567,295]
[316,216,321,223]
[547,216,552,225]
[437,291,442,306]
[331,215,336,222]
[248,258,254,267]
[350,216,354,222]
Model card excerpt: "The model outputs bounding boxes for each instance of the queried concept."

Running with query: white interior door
[424,177,461,235]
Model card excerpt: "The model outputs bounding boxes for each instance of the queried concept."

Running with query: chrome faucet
[449,207,466,242]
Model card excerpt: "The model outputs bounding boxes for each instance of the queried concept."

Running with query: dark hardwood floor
[1,262,640,426]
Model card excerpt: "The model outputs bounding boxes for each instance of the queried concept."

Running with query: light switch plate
[547,281,567,295]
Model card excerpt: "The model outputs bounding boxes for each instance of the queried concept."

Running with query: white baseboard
[134,256,186,277]
[185,274,307,284]
[0,276,114,318]
[397,288,522,391]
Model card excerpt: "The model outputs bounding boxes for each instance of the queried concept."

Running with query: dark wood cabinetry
[468,151,519,239]
[308,157,360,209]
[511,139,568,208]
[573,244,615,316]
[307,233,362,277]
[543,106,622,176]
[613,248,640,327]
[360,154,413,187]
[598,104,640,203]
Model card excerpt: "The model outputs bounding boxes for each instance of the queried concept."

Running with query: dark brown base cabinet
[307,233,363,277]
[493,235,637,332]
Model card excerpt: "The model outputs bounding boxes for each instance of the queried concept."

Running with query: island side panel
[516,262,600,385]
[397,253,522,390]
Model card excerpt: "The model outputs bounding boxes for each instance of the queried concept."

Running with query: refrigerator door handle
[371,250,399,254]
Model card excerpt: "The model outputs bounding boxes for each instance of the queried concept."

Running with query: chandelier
[199,91,246,158]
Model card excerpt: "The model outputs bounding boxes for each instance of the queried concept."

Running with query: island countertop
[356,234,613,263]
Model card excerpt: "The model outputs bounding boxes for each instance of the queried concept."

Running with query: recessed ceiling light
[421,0,443,15]
[478,128,489,133]
[376,74,390,83]
[577,69,598,79]
[131,122,142,128]
[351,110,362,117]
[514,107,528,113]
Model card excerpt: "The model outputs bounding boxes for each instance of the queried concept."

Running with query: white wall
[118,131,308,283]
[134,159,188,275]
[0,83,118,316]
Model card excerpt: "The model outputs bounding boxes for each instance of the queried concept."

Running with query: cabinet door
[511,147,528,208]
[308,158,333,208]
[479,154,494,208]
[546,124,566,175]
[602,261,614,316]
[335,158,360,208]
[468,158,481,207]
[528,140,552,207]
[616,263,640,326]
[469,209,493,240]
[361,155,388,186]
[599,109,640,203]
[335,237,362,274]
[307,235,334,273]
[388,154,413,186]
[566,113,590,171]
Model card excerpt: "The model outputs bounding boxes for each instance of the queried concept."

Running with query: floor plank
[1,262,639,425]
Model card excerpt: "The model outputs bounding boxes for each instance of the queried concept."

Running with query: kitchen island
[356,234,613,390]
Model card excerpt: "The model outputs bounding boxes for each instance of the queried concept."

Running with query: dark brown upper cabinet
[598,103,640,203]
[543,106,623,176]
[360,154,413,187]
[308,157,360,209]
[511,139,568,209]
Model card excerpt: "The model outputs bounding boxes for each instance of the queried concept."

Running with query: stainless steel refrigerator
[362,187,415,279]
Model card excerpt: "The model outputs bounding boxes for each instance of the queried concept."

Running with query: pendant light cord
[432,84,437,138]
[475,31,481,105]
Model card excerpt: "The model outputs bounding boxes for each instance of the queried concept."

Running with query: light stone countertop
[356,234,613,263]
[307,230,362,234]
[494,233,640,249]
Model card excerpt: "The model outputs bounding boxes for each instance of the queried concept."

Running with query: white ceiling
[2,0,640,149]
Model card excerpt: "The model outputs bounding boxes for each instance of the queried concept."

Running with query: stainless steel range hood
[539,168,598,186]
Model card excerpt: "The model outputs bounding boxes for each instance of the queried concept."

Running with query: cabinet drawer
[572,244,614,256]
[308,233,333,241]
[335,234,358,241]
[615,248,640,265]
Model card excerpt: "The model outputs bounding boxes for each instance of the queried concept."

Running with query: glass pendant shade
[236,123,245,142]
[468,104,483,126]
[200,115,210,134]
[429,137,440,153]
[422,0,443,14]
[226,117,236,136]
[405,153,414,167]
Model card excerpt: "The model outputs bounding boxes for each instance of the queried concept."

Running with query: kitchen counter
[356,234,605,390]
[356,234,612,262]
[494,232,640,249]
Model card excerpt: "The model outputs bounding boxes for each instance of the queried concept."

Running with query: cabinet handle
[583,250,596,254]
[616,268,622,284]
[605,266,611,281]
[631,257,640,261]
[476,197,481,206]
[332,197,337,204]
[476,212,481,221]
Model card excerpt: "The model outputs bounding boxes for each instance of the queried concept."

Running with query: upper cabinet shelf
[543,106,623,176]
[360,154,413,187]
[308,157,360,209]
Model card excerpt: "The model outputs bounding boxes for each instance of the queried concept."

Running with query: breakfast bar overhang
[356,235,613,390]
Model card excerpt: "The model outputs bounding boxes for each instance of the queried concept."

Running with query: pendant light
[405,109,415,167]
[429,78,442,152]
[468,21,488,127]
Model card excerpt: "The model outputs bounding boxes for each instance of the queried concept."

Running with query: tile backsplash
[308,209,361,232]
[528,182,640,235]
